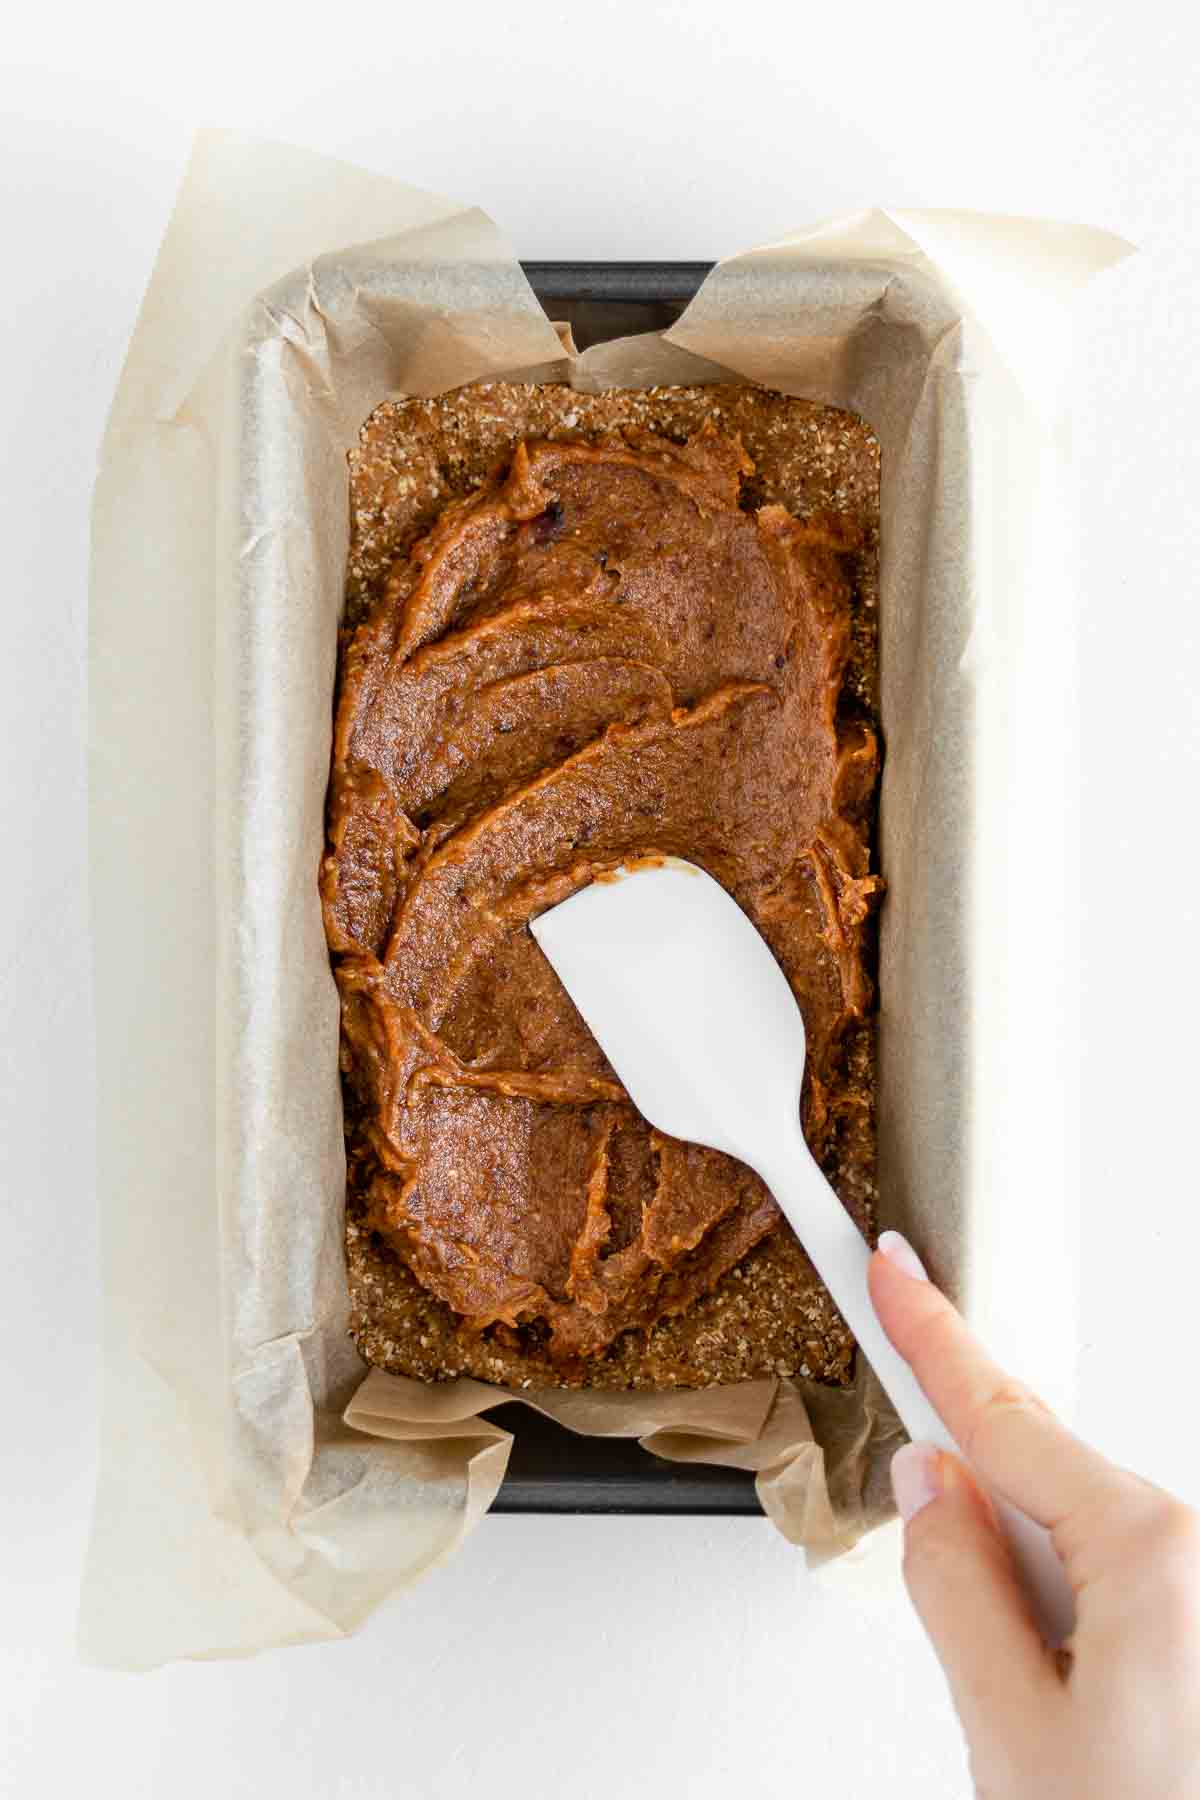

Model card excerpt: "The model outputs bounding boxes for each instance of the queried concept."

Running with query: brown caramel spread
[325,383,882,1390]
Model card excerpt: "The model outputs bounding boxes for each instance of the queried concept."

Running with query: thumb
[893,1444,1057,1742]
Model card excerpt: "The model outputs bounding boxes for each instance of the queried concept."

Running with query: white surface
[2,4,1197,1796]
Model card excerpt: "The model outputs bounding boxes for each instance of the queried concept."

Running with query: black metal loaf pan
[489,262,759,1517]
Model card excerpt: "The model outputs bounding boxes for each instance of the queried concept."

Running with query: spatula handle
[761,1138,1076,1647]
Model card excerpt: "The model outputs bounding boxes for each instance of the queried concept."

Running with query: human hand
[869,1230,1200,1799]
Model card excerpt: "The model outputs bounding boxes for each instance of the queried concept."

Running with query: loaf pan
[491,262,759,1517]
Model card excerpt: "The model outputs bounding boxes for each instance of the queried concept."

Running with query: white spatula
[531,857,1075,1646]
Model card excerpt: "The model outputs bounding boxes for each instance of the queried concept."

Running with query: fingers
[893,1443,1055,1739]
[869,1235,1123,1534]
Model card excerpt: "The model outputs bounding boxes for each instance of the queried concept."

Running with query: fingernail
[877,1229,929,1282]
[891,1443,943,1522]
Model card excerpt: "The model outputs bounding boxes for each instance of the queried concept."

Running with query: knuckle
[961,1377,1049,1467]
[1144,1497,1200,1574]
[1136,1501,1200,1641]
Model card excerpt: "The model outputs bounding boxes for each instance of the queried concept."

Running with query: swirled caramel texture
[325,386,882,1388]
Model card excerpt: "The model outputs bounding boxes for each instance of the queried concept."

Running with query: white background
[2,3,1198,1795]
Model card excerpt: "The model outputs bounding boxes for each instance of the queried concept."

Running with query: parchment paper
[82,130,1131,1668]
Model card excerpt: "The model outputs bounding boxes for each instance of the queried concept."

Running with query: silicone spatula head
[531,858,806,1174]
